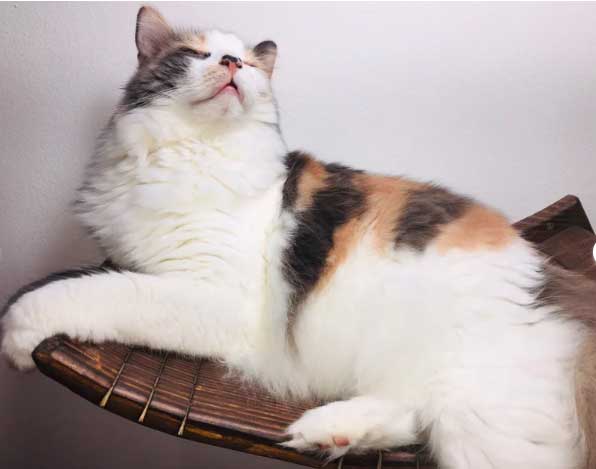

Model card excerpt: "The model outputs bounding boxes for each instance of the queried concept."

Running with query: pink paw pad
[332,435,350,447]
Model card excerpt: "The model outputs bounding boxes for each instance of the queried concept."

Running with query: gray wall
[1,2,596,468]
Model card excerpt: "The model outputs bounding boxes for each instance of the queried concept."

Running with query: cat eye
[178,47,211,59]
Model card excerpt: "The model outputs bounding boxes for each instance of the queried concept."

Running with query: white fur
[1,28,587,469]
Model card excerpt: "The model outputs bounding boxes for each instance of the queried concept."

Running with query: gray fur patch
[394,185,471,251]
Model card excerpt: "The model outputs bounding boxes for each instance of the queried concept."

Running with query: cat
[2,6,596,468]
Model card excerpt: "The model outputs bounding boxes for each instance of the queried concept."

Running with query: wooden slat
[33,338,430,467]
[32,195,595,468]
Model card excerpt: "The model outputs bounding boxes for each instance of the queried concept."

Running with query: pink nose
[220,55,242,75]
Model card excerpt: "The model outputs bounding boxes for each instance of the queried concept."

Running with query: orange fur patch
[355,174,421,253]
[434,204,515,253]
[315,217,364,292]
[295,158,328,211]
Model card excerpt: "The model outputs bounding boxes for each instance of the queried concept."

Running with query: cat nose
[220,55,243,74]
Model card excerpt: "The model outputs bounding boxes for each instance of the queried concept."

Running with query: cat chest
[84,141,285,282]
[118,177,282,281]
[118,198,271,276]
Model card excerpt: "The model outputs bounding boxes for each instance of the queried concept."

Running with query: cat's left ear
[253,40,277,77]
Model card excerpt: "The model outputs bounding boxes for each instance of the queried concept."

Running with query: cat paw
[1,302,45,371]
[282,404,366,460]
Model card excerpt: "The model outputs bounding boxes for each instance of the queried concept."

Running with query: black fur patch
[1,265,121,317]
[394,185,471,251]
[122,46,204,110]
[282,159,365,316]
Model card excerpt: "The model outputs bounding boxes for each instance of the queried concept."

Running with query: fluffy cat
[2,7,596,468]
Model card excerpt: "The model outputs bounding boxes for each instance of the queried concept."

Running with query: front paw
[1,303,45,371]
[282,406,362,461]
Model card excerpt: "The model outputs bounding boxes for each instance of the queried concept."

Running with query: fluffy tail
[538,263,596,468]
[577,335,596,469]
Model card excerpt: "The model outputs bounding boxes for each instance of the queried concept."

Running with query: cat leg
[1,268,256,370]
[427,404,586,469]
[283,396,420,460]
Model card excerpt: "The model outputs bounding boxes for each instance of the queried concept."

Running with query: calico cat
[2,6,596,468]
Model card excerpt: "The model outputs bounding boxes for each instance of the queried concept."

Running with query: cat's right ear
[135,6,174,64]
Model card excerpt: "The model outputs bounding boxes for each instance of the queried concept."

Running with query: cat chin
[190,95,246,121]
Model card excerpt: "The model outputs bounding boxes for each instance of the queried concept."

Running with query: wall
[1,2,596,468]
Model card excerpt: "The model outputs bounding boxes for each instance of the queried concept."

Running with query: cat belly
[292,235,585,466]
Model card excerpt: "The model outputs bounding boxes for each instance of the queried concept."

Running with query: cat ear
[135,6,174,63]
[253,40,277,77]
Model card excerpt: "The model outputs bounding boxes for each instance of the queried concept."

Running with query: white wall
[1,2,596,468]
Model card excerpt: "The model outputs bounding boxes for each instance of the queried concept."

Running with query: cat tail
[539,263,596,468]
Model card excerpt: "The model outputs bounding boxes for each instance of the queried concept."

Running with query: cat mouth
[192,80,241,106]
[216,79,241,99]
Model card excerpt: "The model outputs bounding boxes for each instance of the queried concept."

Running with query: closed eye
[178,47,211,59]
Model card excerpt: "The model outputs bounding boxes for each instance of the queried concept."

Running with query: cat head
[120,6,278,126]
